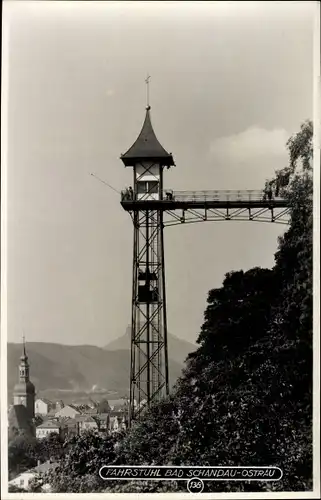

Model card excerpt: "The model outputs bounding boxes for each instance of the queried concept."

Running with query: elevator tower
[120,104,174,424]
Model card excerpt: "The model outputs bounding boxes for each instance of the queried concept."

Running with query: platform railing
[171,190,266,202]
[121,189,285,203]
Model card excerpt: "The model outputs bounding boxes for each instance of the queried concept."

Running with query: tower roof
[121,107,175,167]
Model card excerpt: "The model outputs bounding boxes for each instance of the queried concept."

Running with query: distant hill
[7,340,189,401]
[104,327,195,367]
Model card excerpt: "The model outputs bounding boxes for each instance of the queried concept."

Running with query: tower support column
[129,208,169,424]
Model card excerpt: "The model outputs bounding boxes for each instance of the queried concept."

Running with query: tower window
[137,181,159,194]
[148,181,158,194]
[137,181,147,194]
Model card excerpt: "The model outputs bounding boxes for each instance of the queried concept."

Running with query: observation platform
[121,189,290,225]
[121,189,289,210]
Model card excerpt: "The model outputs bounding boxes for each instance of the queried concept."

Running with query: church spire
[20,333,28,362]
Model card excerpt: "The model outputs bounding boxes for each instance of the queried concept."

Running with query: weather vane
[145,74,151,109]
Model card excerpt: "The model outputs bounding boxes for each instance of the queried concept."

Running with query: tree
[44,431,118,493]
[97,399,111,413]
[8,431,66,480]
[8,433,38,477]
[37,432,66,462]
[192,267,278,368]
[261,119,313,489]
[115,397,180,466]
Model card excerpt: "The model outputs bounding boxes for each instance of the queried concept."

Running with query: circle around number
[187,477,204,494]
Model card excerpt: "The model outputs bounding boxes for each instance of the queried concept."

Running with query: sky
[4,1,316,346]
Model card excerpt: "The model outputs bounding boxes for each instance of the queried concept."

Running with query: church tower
[13,338,35,419]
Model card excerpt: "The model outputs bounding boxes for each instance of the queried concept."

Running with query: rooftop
[31,461,59,474]
[55,404,80,413]
[60,418,77,426]
[37,420,60,429]
[108,399,128,407]
[95,413,111,420]
[121,107,174,167]
[75,414,91,422]
[83,416,97,423]
[36,397,53,404]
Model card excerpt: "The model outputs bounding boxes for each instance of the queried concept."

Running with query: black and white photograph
[1,1,320,498]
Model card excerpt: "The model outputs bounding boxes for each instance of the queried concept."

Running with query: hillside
[104,327,195,367]
[7,342,184,399]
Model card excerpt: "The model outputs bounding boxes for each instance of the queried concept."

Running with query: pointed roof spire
[120,77,175,167]
[21,333,28,361]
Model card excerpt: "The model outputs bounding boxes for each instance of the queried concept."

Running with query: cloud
[208,126,289,188]
[209,126,288,162]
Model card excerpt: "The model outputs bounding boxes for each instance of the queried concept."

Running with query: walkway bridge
[121,189,290,225]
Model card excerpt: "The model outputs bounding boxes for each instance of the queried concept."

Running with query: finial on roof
[22,333,27,359]
[145,74,151,110]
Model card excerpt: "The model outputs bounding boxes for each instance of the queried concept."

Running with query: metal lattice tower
[120,103,290,426]
[120,104,174,424]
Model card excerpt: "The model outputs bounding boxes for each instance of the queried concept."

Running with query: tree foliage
[8,431,65,479]
[38,431,118,493]
[8,433,39,477]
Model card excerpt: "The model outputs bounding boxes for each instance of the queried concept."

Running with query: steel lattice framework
[129,207,169,421]
[121,188,290,424]
[163,190,290,226]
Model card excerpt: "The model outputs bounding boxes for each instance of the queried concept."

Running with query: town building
[55,400,64,412]
[61,417,79,437]
[35,398,54,416]
[74,403,92,413]
[107,398,128,411]
[8,461,58,492]
[54,404,81,419]
[78,415,99,432]
[92,413,110,432]
[35,420,62,439]
[111,412,128,432]
[83,407,99,415]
